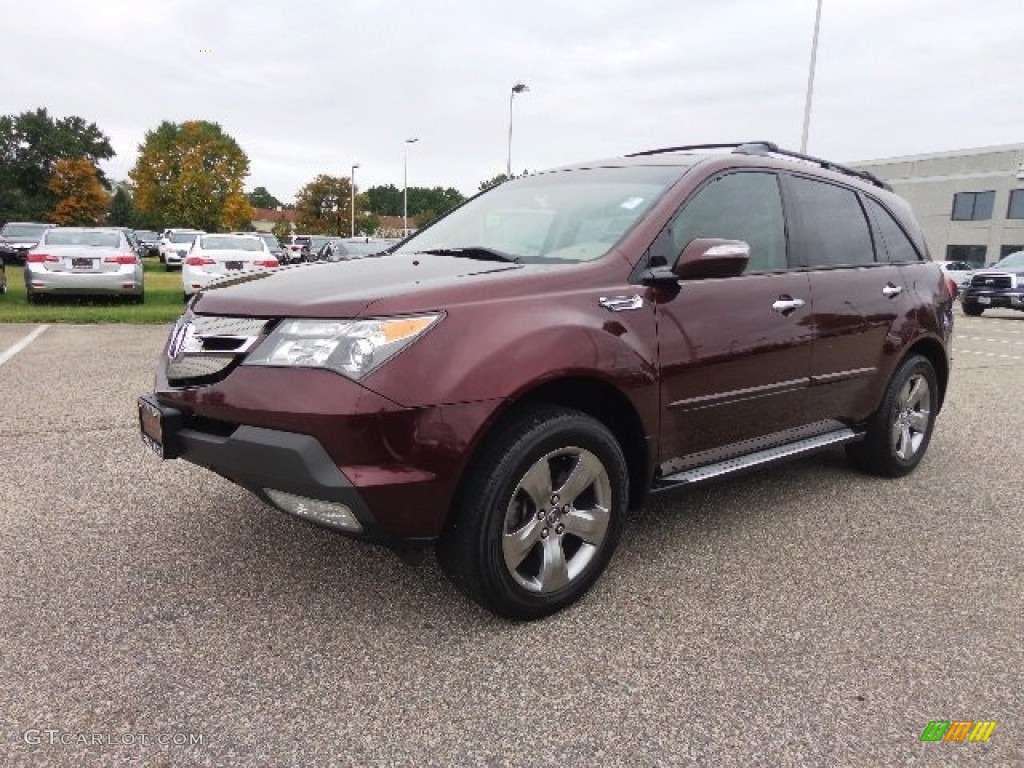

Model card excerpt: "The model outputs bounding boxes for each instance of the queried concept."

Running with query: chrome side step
[653,428,862,489]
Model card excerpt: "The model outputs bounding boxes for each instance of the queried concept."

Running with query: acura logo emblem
[167,321,202,359]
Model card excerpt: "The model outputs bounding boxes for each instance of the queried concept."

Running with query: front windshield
[394,165,687,264]
[3,223,49,240]
[994,251,1024,270]
[200,235,263,251]
[340,240,384,255]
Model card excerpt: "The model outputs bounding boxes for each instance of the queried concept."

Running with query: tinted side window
[864,197,921,263]
[663,172,787,273]
[787,176,875,267]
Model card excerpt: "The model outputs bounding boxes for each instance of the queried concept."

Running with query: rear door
[783,174,913,422]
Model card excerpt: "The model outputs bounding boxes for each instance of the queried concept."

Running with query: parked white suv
[159,229,205,270]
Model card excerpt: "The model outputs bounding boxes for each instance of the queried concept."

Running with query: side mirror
[673,238,750,279]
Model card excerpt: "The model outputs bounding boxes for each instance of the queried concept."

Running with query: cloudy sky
[3,0,1022,202]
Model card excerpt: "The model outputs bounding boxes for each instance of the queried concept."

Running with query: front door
[649,170,815,465]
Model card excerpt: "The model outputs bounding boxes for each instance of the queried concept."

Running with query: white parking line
[956,336,1024,345]
[954,349,1023,361]
[0,325,50,367]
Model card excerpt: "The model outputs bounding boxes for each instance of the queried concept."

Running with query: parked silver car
[24,227,145,303]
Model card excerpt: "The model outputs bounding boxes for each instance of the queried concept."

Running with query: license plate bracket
[978,296,991,305]
[225,260,243,271]
[137,395,183,459]
[72,258,93,270]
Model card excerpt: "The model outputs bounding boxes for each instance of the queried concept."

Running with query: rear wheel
[847,354,938,477]
[438,406,628,620]
[962,302,983,316]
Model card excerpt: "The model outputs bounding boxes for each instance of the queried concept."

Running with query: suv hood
[192,253,528,317]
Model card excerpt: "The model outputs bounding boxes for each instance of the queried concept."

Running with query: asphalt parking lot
[1,310,1021,767]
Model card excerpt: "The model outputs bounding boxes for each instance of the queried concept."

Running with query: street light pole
[507,82,529,178]
[403,137,419,236]
[800,0,824,153]
[350,163,359,237]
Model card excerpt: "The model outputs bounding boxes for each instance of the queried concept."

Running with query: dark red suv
[139,142,953,620]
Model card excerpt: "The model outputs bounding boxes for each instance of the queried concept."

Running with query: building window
[1000,244,1024,260]
[1008,189,1024,219]
[946,245,987,267]
[951,191,995,221]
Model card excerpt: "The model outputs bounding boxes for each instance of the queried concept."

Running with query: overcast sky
[3,0,1022,203]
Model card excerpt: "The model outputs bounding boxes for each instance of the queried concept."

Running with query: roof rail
[625,142,769,158]
[732,141,892,191]
[625,141,892,191]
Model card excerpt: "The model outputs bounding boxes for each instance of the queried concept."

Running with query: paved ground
[0,310,1021,767]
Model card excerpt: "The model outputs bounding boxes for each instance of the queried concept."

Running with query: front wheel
[438,406,628,620]
[847,354,938,477]
[962,302,983,316]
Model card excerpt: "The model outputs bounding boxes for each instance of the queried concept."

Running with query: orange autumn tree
[48,157,111,225]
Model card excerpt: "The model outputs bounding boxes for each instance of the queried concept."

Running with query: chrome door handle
[882,284,903,297]
[772,298,805,313]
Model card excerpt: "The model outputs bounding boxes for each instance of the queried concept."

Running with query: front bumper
[142,365,504,541]
[140,396,381,536]
[164,250,188,267]
[961,289,1024,309]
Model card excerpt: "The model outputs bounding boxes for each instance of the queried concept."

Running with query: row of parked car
[0,221,399,303]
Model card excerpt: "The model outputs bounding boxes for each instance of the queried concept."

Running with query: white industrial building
[852,144,1024,267]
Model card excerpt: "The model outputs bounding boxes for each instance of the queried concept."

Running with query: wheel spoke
[906,377,927,410]
[517,459,553,510]
[908,410,930,433]
[538,538,570,591]
[562,505,609,545]
[502,517,543,570]
[897,424,913,460]
[554,450,602,506]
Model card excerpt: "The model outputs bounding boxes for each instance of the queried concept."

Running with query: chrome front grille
[970,273,1013,290]
[166,314,270,386]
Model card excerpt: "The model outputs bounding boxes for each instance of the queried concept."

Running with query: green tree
[47,157,111,225]
[247,185,281,209]
[271,215,292,242]
[294,174,354,235]
[108,186,134,226]
[478,173,511,192]
[0,107,114,221]
[130,120,250,231]
[363,184,403,216]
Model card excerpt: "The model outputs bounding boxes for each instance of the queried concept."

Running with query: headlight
[243,314,442,380]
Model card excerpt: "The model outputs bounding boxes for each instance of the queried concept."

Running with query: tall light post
[800,0,824,153]
[403,137,419,236]
[350,163,359,237]
[507,82,529,178]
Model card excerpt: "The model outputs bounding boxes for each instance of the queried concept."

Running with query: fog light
[264,489,362,532]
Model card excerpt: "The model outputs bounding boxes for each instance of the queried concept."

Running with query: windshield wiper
[417,247,520,263]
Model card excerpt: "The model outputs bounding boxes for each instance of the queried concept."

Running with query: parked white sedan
[24,227,144,303]
[182,234,280,298]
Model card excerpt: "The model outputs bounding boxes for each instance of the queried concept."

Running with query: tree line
[0,107,512,236]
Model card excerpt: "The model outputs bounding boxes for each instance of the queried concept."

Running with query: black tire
[183,292,191,303]
[962,302,983,316]
[437,405,628,620]
[846,354,938,477]
[27,292,39,305]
